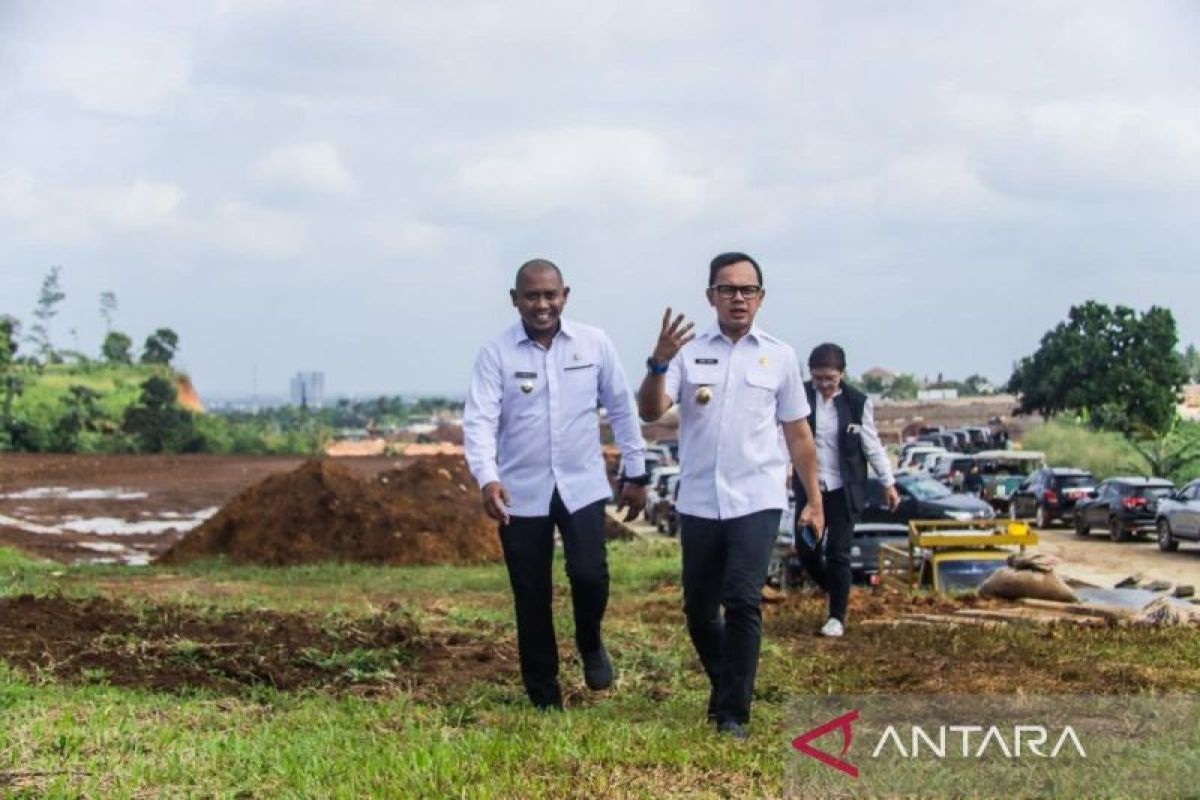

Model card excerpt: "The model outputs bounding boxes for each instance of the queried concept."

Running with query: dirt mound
[161,456,501,566]
[0,594,513,695]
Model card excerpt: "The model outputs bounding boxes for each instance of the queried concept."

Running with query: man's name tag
[514,372,537,379]
[694,358,719,365]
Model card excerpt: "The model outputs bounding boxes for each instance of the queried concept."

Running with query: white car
[899,446,947,472]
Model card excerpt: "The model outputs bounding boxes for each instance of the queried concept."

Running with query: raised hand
[651,308,696,365]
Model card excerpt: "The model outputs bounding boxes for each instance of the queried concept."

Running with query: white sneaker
[819,618,844,637]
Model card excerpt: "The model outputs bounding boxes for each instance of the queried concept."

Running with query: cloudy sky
[2,1,1198,399]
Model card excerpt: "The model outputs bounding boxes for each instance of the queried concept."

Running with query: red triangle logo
[792,709,859,778]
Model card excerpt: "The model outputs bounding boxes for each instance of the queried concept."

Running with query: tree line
[1007,300,1199,482]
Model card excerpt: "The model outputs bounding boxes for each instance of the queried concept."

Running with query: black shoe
[582,645,614,690]
[716,720,748,740]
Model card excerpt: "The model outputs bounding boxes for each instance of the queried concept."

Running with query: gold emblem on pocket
[695,386,713,405]
[759,356,769,366]
[520,381,534,394]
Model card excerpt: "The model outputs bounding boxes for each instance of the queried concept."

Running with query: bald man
[463,258,648,710]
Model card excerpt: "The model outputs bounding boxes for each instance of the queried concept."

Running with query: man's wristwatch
[646,356,669,375]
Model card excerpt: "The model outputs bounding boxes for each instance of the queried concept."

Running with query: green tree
[1008,301,1188,435]
[962,374,993,396]
[1184,344,1200,383]
[0,315,18,369]
[100,290,118,332]
[29,266,66,363]
[122,375,202,452]
[102,331,134,364]
[0,373,25,451]
[140,328,179,365]
[860,373,887,395]
[1125,420,1200,483]
[884,373,920,400]
[53,385,103,452]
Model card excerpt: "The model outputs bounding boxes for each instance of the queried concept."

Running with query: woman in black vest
[793,343,899,636]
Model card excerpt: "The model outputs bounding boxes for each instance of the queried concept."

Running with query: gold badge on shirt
[695,386,713,405]
[520,381,534,394]
[759,356,769,367]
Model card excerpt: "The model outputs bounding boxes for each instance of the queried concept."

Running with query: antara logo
[793,710,1088,778]
[792,710,860,778]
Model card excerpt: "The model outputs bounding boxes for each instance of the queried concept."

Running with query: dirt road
[1033,525,1200,588]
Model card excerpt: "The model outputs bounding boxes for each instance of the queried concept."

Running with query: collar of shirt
[698,323,764,346]
[510,318,577,347]
[815,388,843,408]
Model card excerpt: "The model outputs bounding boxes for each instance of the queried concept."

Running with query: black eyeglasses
[710,284,762,299]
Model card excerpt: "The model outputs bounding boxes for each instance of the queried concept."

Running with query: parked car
[645,466,680,525]
[935,433,959,451]
[899,446,947,472]
[930,454,977,490]
[861,475,995,525]
[767,506,907,588]
[1074,477,1176,542]
[974,450,1046,512]
[654,438,679,462]
[645,444,675,467]
[1154,479,1200,552]
[963,426,992,452]
[655,475,681,536]
[1008,468,1097,528]
[947,430,971,452]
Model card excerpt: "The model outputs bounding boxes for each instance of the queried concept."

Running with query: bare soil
[0,594,514,697]
[0,454,407,563]
[162,456,501,566]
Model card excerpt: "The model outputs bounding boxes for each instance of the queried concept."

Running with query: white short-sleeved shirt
[664,325,809,520]
[463,319,646,517]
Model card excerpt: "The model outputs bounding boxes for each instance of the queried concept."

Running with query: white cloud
[455,127,725,221]
[86,180,184,230]
[0,172,182,241]
[252,142,355,195]
[0,169,43,219]
[204,200,307,260]
[22,28,190,116]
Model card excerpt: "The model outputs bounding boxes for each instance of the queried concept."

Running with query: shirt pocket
[743,367,779,412]
[561,357,599,413]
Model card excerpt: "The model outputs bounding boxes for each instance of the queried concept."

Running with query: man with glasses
[637,252,823,739]
[464,258,649,710]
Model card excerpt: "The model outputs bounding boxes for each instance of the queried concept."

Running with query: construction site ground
[1,452,1198,589]
[1,455,1199,796]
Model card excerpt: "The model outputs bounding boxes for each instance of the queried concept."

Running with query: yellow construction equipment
[878,519,1039,595]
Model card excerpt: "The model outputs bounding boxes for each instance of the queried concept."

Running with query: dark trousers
[796,488,855,622]
[680,509,781,725]
[498,489,609,708]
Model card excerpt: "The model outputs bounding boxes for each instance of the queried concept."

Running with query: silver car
[1155,479,1200,552]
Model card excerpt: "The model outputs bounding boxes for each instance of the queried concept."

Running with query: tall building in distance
[290,371,325,408]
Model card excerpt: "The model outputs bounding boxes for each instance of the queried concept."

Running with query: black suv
[1074,477,1175,542]
[1009,468,1097,528]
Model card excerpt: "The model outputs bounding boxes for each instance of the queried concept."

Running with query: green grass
[1022,419,1142,479]
[2,537,1199,797]
[13,363,162,421]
